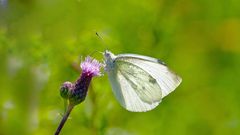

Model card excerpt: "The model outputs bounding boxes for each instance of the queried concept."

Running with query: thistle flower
[56,56,102,135]
[80,56,102,77]
[69,56,102,105]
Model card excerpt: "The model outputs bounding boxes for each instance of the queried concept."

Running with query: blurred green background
[0,0,240,135]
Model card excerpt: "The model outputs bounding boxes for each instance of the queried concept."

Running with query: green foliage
[0,0,240,135]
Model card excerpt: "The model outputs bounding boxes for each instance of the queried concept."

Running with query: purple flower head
[59,56,102,105]
[80,56,102,77]
[63,56,103,105]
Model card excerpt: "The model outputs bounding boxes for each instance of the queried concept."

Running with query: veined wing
[116,54,182,98]
[107,60,162,112]
[117,53,166,65]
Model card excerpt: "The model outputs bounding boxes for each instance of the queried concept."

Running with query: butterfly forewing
[116,55,182,98]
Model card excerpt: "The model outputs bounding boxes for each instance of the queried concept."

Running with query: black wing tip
[157,59,167,65]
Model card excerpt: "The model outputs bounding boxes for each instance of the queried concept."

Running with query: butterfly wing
[116,54,182,98]
[107,60,162,112]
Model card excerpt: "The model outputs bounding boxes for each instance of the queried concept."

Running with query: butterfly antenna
[87,50,105,63]
[89,50,98,57]
[96,32,103,40]
[96,32,109,50]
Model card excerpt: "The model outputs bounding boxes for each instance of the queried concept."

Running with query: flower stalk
[54,104,74,135]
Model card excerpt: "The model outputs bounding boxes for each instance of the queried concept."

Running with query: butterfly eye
[105,52,110,58]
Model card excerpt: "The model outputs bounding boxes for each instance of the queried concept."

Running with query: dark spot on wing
[148,76,157,84]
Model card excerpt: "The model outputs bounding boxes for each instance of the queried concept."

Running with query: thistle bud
[60,82,74,99]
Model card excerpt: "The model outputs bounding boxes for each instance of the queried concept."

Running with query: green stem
[54,104,74,135]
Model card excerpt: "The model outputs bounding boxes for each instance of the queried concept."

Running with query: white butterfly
[104,50,182,112]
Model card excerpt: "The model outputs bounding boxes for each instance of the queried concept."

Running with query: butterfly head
[104,50,115,60]
[103,50,116,71]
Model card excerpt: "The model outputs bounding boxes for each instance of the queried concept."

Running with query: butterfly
[103,50,182,112]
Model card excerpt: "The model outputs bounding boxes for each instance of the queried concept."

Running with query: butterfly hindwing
[116,60,162,103]
[107,60,162,112]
